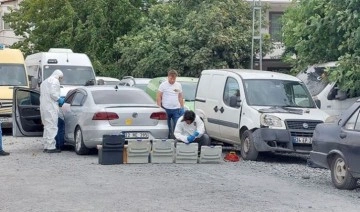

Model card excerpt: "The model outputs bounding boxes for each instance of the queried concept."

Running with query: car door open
[12,87,43,137]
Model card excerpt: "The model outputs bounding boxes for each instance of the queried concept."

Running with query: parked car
[195,69,329,161]
[310,100,360,190]
[146,77,199,111]
[12,86,169,155]
[119,76,151,91]
[297,61,360,117]
[96,76,120,85]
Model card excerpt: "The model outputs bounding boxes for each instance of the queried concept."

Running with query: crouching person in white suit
[174,110,211,150]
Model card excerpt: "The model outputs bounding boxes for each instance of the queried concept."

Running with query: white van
[195,69,329,160]
[297,62,359,117]
[25,48,96,96]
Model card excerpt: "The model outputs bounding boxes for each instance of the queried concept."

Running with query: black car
[310,100,360,190]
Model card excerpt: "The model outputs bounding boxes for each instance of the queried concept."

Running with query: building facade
[249,0,292,72]
[0,0,23,48]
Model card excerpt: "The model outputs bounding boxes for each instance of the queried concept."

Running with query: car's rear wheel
[330,155,357,190]
[75,127,90,155]
[241,130,258,161]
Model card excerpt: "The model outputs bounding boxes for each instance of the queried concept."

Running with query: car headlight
[325,115,338,123]
[260,114,282,127]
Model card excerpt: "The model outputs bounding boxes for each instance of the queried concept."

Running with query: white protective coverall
[40,70,63,150]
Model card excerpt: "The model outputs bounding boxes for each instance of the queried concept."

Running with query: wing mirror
[335,90,347,101]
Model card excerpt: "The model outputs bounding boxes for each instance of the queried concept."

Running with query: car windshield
[244,79,315,108]
[43,65,96,86]
[0,64,27,86]
[181,82,197,101]
[297,67,331,96]
[92,90,155,104]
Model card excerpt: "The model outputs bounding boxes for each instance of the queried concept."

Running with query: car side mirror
[236,99,241,107]
[335,90,347,101]
[314,99,321,108]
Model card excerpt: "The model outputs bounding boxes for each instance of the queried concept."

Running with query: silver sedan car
[12,86,169,155]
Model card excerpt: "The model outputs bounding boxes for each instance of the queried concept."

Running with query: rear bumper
[81,125,168,148]
[252,128,312,153]
[309,151,329,169]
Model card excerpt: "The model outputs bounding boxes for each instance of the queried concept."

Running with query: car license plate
[124,132,149,139]
[293,137,312,144]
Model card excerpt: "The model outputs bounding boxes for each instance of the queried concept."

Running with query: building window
[269,12,284,42]
[3,21,11,30]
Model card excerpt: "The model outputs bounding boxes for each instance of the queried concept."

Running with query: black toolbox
[98,134,125,165]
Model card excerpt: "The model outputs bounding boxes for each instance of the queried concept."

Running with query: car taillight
[150,112,167,120]
[92,112,119,120]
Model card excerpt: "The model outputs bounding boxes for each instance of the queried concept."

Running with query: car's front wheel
[241,130,259,161]
[330,155,357,190]
[75,127,90,155]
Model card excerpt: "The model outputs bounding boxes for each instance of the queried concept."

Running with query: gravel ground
[1,134,359,212]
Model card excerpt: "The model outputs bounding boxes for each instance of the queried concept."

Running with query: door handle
[339,132,347,139]
[219,107,224,113]
[213,106,218,112]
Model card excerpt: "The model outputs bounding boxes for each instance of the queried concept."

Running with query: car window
[244,79,315,108]
[297,67,330,96]
[17,89,40,106]
[71,92,85,106]
[223,77,240,108]
[344,108,360,130]
[65,92,76,104]
[181,82,197,101]
[92,90,155,104]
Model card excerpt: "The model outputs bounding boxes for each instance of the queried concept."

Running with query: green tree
[3,0,75,54]
[4,0,157,76]
[282,0,360,93]
[116,0,271,78]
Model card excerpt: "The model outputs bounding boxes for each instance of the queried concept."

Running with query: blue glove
[58,97,65,107]
[193,131,199,137]
[187,135,195,143]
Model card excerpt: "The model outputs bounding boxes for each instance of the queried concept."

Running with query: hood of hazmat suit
[40,69,63,150]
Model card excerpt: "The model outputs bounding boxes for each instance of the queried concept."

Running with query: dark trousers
[164,108,184,138]
[55,118,65,149]
[175,133,211,151]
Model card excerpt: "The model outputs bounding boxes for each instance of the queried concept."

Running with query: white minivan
[195,69,329,160]
[25,48,97,96]
[296,61,360,117]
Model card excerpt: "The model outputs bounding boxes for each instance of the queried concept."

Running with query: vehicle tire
[241,130,259,161]
[74,127,90,155]
[330,155,357,190]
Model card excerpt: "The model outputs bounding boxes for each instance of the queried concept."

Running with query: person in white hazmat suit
[40,69,65,153]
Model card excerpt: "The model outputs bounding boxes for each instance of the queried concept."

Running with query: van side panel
[195,71,226,140]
